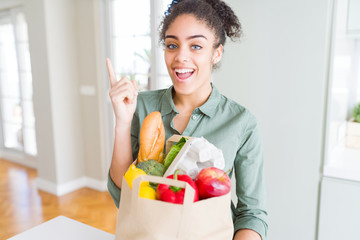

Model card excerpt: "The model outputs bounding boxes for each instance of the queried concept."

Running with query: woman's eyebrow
[187,34,207,40]
[165,34,208,40]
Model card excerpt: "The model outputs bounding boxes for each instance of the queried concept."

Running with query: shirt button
[192,115,198,120]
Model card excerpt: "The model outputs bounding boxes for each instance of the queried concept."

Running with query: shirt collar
[160,86,176,116]
[198,83,221,118]
[159,83,221,118]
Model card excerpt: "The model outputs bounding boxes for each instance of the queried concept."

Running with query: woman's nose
[175,47,190,63]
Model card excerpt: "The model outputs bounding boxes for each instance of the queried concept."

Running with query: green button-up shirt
[107,84,268,239]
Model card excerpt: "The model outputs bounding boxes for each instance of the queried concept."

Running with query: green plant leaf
[353,103,360,122]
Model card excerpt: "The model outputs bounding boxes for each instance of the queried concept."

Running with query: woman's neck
[172,83,212,114]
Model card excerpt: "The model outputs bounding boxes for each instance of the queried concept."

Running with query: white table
[8,216,115,240]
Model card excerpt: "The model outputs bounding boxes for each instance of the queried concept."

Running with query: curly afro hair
[159,0,242,48]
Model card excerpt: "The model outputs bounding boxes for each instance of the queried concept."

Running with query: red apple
[195,167,231,200]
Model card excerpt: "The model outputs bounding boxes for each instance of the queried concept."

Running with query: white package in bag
[163,137,225,179]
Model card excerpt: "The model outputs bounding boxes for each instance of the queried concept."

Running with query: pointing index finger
[106,58,116,87]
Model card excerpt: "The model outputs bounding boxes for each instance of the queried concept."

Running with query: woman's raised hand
[106,58,138,125]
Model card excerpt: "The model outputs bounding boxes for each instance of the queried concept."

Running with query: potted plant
[346,103,360,149]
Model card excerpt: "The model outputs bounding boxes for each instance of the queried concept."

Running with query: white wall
[214,1,332,239]
[23,0,86,193]
[43,0,84,185]
[74,0,108,184]
[25,0,57,183]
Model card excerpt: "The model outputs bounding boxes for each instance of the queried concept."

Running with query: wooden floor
[0,158,118,239]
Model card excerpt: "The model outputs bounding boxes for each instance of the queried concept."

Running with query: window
[107,0,173,91]
[323,0,360,182]
[103,1,173,164]
[0,8,37,156]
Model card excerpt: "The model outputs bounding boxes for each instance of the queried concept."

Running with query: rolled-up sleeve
[107,171,121,208]
[232,119,268,239]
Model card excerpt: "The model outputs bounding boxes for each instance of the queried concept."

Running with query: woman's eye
[191,45,202,50]
[166,44,177,49]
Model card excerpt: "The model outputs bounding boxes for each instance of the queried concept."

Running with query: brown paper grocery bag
[115,174,234,240]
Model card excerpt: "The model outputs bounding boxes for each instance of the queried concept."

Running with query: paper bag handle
[131,174,195,206]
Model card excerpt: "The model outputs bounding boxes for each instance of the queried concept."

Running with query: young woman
[107,0,268,239]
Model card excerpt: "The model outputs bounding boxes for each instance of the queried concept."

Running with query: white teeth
[175,69,194,74]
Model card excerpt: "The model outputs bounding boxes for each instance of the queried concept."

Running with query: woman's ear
[212,44,223,64]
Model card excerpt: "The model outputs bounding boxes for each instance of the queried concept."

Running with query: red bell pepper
[156,170,199,204]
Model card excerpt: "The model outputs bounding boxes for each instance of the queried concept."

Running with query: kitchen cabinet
[318,177,360,240]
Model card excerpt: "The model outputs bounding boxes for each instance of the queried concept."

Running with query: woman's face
[164,14,222,97]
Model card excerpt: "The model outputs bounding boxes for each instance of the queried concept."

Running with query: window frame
[104,0,172,91]
[0,6,37,166]
[102,0,173,167]
[322,0,360,182]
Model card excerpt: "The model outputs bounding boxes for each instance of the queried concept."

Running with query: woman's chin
[171,76,191,90]
[172,83,192,96]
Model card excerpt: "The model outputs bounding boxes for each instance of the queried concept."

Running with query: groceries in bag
[195,167,231,200]
[162,136,188,170]
[156,169,199,204]
[163,136,225,179]
[124,164,156,200]
[129,111,230,203]
[137,111,165,163]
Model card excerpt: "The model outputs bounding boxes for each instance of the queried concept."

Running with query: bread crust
[138,111,165,163]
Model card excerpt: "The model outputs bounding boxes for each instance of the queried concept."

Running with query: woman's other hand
[106,58,138,125]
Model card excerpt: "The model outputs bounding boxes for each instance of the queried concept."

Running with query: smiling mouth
[175,68,195,80]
